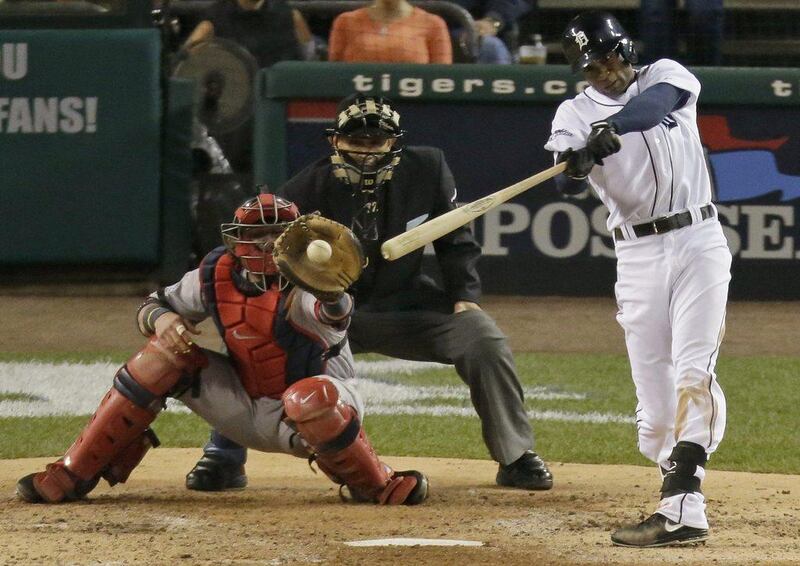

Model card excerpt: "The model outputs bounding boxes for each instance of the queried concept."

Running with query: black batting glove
[558,148,595,180]
[586,120,621,165]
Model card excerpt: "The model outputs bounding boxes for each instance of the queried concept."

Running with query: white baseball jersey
[545,59,711,231]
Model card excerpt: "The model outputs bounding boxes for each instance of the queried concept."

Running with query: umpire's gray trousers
[349,309,533,465]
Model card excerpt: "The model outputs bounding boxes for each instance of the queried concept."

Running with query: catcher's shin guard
[18,338,205,503]
[282,377,428,505]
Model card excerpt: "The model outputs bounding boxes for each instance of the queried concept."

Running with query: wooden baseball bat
[380,162,566,261]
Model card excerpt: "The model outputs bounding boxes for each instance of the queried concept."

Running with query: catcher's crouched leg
[16,338,206,504]
[282,377,428,505]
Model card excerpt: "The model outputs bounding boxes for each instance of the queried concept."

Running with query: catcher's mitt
[273,214,365,302]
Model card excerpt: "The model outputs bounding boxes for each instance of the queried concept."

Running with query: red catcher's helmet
[220,194,299,280]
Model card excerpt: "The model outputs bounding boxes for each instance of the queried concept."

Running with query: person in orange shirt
[328,0,452,63]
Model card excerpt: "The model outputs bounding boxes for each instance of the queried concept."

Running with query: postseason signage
[0,43,97,134]
[0,30,161,264]
[261,63,800,299]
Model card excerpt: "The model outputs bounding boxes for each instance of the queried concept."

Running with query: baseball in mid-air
[306,239,332,263]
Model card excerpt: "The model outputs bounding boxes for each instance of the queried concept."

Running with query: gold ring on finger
[176,324,187,335]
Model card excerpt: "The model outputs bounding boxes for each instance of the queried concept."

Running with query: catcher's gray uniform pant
[348,309,532,465]
[178,350,364,459]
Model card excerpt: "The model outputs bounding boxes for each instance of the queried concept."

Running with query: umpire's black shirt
[277,146,482,312]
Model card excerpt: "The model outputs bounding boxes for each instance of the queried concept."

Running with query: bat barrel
[381,162,566,261]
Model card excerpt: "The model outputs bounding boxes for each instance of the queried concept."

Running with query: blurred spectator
[183,0,315,173]
[639,0,724,66]
[184,0,315,67]
[450,0,534,64]
[328,0,452,63]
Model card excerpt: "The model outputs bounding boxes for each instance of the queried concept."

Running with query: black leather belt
[613,204,715,241]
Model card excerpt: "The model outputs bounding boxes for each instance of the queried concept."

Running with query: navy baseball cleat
[611,513,708,547]
[185,454,247,491]
[496,451,553,490]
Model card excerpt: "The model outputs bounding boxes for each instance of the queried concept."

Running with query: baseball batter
[545,11,732,547]
[16,194,428,506]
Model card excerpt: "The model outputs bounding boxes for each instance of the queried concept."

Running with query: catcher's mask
[327,94,404,194]
[221,193,300,290]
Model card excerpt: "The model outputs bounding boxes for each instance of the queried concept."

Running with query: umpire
[186,94,553,491]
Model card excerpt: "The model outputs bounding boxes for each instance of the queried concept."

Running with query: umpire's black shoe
[611,513,708,547]
[496,451,553,490]
[185,454,247,491]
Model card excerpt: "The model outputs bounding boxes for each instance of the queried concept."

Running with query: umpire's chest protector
[201,250,289,399]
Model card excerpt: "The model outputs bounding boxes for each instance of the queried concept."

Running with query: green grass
[1,352,798,474]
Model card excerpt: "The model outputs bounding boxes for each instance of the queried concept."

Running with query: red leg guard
[27,338,206,503]
[126,336,208,396]
[283,377,428,505]
[31,387,156,502]
[103,428,160,486]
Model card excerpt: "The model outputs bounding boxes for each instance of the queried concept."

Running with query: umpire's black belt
[613,204,715,241]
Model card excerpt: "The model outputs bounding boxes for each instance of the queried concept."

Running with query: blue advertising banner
[259,64,800,299]
[0,30,161,264]
[280,102,800,299]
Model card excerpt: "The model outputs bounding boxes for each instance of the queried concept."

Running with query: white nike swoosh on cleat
[232,329,261,340]
[663,520,684,533]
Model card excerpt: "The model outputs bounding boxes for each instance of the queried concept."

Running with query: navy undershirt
[555,82,690,194]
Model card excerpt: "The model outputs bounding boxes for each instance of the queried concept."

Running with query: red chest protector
[207,253,289,399]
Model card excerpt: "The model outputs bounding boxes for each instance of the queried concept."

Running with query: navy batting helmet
[562,11,637,73]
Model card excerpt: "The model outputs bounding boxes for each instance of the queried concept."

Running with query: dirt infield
[2,451,799,565]
[1,295,799,564]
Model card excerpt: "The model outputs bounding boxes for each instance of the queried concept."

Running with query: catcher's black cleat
[392,470,429,505]
[341,470,430,505]
[496,451,553,490]
[16,469,98,504]
[611,513,709,547]
[16,473,45,503]
[185,454,247,492]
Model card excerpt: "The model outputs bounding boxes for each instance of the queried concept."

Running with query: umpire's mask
[327,94,403,196]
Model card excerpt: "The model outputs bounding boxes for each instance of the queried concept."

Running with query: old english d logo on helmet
[571,29,589,50]
[562,11,637,73]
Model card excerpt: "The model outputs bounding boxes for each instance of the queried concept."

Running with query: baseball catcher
[16,193,428,506]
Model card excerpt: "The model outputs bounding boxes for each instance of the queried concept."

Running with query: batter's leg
[655,222,731,529]
[614,238,677,465]
[669,223,731,456]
